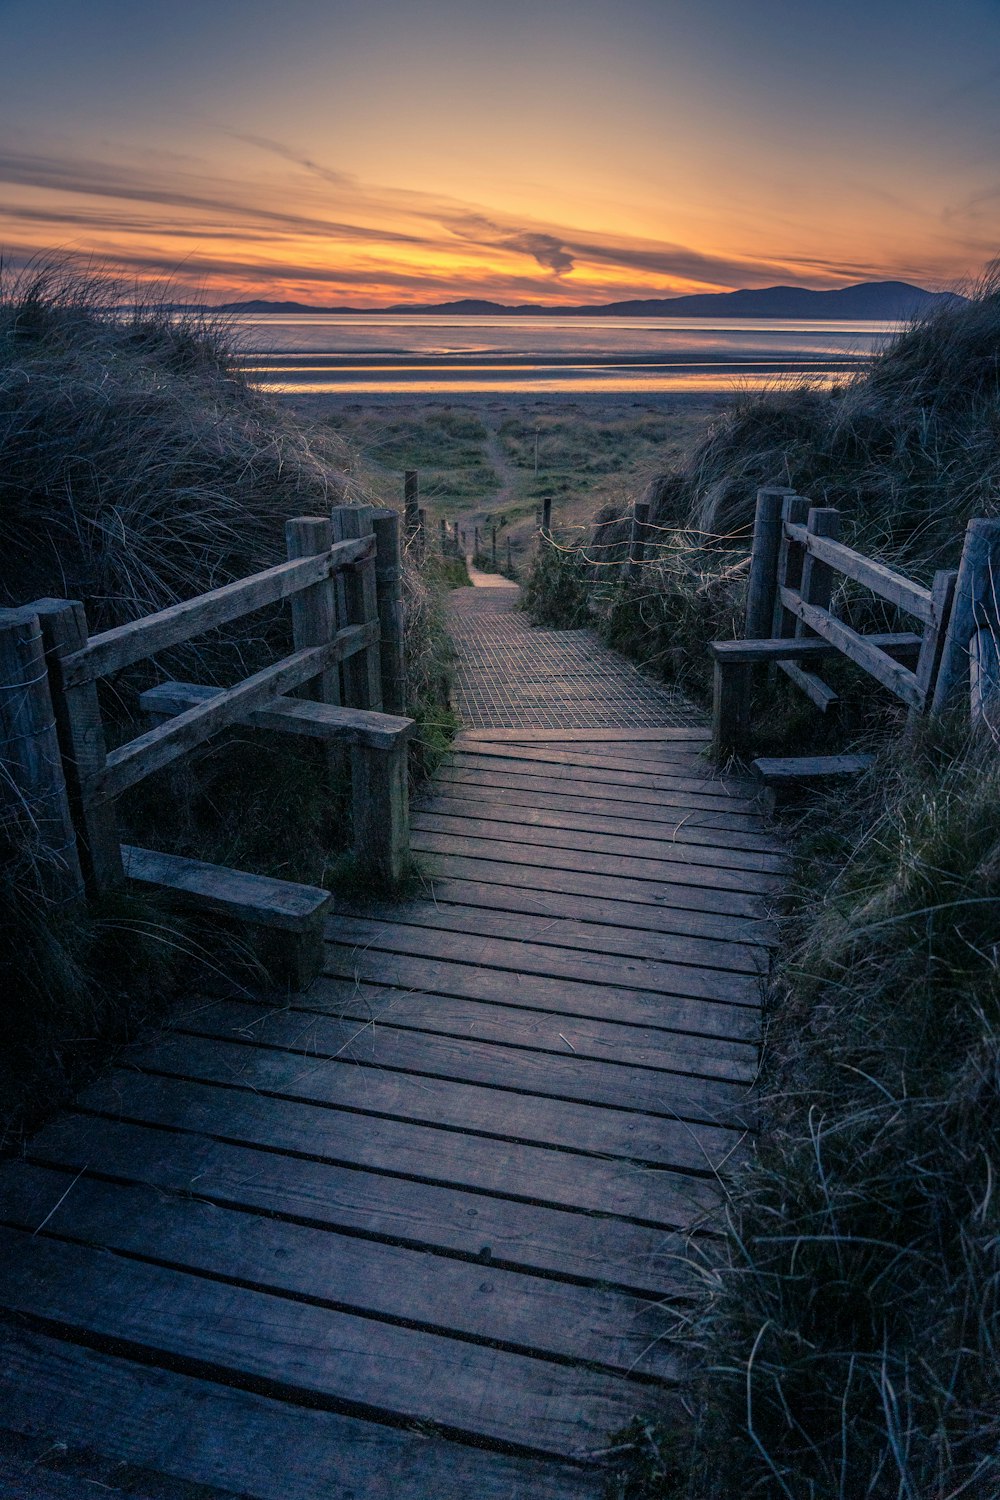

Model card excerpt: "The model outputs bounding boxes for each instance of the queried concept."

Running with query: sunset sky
[2,0,999,306]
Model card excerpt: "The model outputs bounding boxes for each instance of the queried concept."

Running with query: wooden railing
[710,487,1000,759]
[1,504,412,981]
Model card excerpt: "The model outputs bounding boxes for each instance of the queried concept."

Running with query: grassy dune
[0,267,457,1146]
[509,284,1000,1500]
[292,396,717,574]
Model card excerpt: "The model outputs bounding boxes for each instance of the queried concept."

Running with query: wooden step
[752,754,875,789]
[122,845,331,987]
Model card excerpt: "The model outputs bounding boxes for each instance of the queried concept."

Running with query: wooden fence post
[474,526,480,557]
[31,598,124,894]
[331,506,407,882]
[711,656,750,763]
[911,568,957,719]
[970,624,1000,734]
[349,736,408,887]
[745,487,794,637]
[439,517,447,554]
[404,471,419,545]
[0,607,84,903]
[771,495,811,639]
[799,508,841,624]
[286,516,339,706]
[542,497,552,536]
[371,507,407,715]
[286,516,342,780]
[931,518,1000,714]
[330,506,382,712]
[626,501,650,584]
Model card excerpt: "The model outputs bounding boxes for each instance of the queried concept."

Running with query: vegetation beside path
[514,277,1000,1499]
[0,265,457,1149]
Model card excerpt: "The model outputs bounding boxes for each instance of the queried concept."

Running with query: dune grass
[0,263,457,1147]
[497,279,1000,1498]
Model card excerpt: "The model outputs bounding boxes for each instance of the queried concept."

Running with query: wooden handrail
[783,523,933,621]
[62,534,374,686]
[88,623,377,804]
[779,588,923,708]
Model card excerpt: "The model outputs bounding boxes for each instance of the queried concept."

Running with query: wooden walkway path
[0,589,782,1499]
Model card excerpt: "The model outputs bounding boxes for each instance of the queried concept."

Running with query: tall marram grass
[514,275,1000,1499]
[606,730,1000,1500]
[0,262,456,1145]
[526,267,1000,713]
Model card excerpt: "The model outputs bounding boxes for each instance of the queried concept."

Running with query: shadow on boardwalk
[0,584,783,1499]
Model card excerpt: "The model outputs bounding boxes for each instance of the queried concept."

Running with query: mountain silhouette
[221,281,961,320]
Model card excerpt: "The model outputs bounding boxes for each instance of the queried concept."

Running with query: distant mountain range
[221,281,963,320]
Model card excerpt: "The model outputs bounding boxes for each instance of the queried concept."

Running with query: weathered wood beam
[63,536,373,686]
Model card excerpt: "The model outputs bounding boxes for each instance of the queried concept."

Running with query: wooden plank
[28,1112,699,1294]
[422,785,779,851]
[784,522,933,621]
[406,870,776,948]
[778,588,924,707]
[322,944,761,1052]
[140,680,414,750]
[305,976,758,1078]
[95,627,377,802]
[436,762,768,821]
[122,846,331,930]
[777,660,839,711]
[466,740,711,768]
[456,728,710,744]
[0,1326,601,1500]
[709,631,923,664]
[450,741,748,791]
[76,1070,723,1223]
[327,914,763,1009]
[0,1226,662,1460]
[0,1164,677,1380]
[177,998,751,1124]
[412,806,786,875]
[130,1031,744,1174]
[338,891,769,974]
[62,536,373,686]
[413,846,773,924]
[752,754,875,784]
[410,828,782,902]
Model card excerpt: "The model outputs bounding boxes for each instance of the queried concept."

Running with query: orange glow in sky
[1,0,998,306]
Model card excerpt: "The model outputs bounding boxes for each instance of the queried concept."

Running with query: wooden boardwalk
[0,592,782,1499]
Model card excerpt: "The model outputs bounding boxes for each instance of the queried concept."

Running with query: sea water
[237,313,895,399]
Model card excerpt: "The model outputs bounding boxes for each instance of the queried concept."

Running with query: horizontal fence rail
[2,505,413,980]
[709,487,999,760]
[62,535,374,687]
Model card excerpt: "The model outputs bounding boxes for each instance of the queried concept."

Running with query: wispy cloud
[0,135,888,302]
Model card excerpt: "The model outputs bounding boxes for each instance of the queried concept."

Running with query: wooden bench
[139,682,414,886]
[122,845,332,989]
